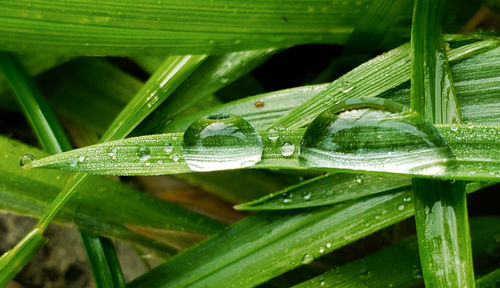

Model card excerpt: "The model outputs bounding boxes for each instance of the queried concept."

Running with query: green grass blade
[0,0,402,56]
[235,174,411,210]
[101,55,206,142]
[26,124,500,181]
[477,268,500,288]
[134,49,278,136]
[81,235,117,288]
[268,38,498,130]
[0,136,225,250]
[0,228,47,287]
[292,216,500,288]
[409,0,475,286]
[129,190,415,288]
[100,237,126,288]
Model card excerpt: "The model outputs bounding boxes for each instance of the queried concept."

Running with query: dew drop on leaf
[280,142,295,157]
[268,128,279,142]
[137,147,151,162]
[182,113,262,171]
[68,157,78,167]
[397,204,405,211]
[301,254,314,264]
[340,80,354,93]
[164,141,173,154]
[299,98,453,176]
[19,154,35,167]
[302,191,311,200]
[282,192,292,204]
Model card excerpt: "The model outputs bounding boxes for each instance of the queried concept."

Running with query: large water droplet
[299,98,453,176]
[340,80,354,93]
[301,254,314,264]
[137,147,151,162]
[164,141,173,154]
[302,191,311,200]
[182,113,263,171]
[20,154,35,167]
[68,157,78,167]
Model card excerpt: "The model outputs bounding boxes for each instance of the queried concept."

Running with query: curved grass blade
[25,124,500,181]
[409,0,474,286]
[0,136,225,249]
[268,38,499,130]
[0,0,394,56]
[128,181,491,288]
[134,48,278,136]
[292,216,500,288]
[477,268,500,288]
[235,174,411,210]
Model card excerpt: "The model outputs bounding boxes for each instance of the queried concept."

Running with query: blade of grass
[292,216,500,288]
[0,52,125,287]
[410,0,474,286]
[26,124,500,181]
[477,268,500,288]
[268,38,498,130]
[0,0,406,55]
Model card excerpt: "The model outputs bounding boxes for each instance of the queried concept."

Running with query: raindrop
[254,100,265,108]
[320,280,326,286]
[299,98,453,176]
[326,242,332,248]
[301,254,314,264]
[68,157,78,167]
[268,128,279,142]
[20,154,35,167]
[356,177,362,184]
[78,156,85,162]
[164,141,173,154]
[137,147,151,162]
[398,204,405,211]
[282,192,292,204]
[302,191,311,200]
[281,142,295,157]
[340,80,354,93]
[450,123,458,132]
[108,148,117,159]
[183,114,263,171]
[403,196,411,202]
[319,246,325,253]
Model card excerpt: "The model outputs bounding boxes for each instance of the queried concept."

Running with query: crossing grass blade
[292,216,500,288]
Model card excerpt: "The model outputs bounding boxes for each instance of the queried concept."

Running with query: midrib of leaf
[0,52,126,288]
[409,0,474,287]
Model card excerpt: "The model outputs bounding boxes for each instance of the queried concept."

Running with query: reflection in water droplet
[301,254,314,264]
[164,141,173,154]
[299,98,453,176]
[137,147,151,162]
[20,154,35,167]
[281,142,295,157]
[68,157,77,167]
[183,114,262,171]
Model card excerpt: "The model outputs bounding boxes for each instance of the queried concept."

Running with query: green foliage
[0,0,498,287]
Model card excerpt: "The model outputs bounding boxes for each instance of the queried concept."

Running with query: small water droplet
[164,141,173,154]
[326,242,332,248]
[137,147,151,162]
[412,266,423,279]
[403,196,411,202]
[108,148,117,159]
[340,80,354,93]
[319,246,325,253]
[450,124,458,132]
[398,204,405,211]
[78,156,85,162]
[282,192,292,204]
[356,177,362,184]
[19,154,35,167]
[220,77,229,84]
[254,100,265,108]
[320,280,326,286]
[68,157,78,167]
[171,154,180,162]
[302,191,311,200]
[268,128,279,142]
[182,114,262,171]
[281,142,295,157]
[301,254,314,264]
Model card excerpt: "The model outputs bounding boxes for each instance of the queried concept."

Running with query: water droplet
[108,148,117,159]
[319,246,325,253]
[78,156,85,162]
[398,204,405,211]
[299,98,453,176]
[301,254,314,264]
[326,242,332,248]
[403,196,411,202]
[268,128,279,142]
[68,157,77,167]
[282,192,292,204]
[281,142,295,157]
[340,80,354,93]
[320,280,326,286]
[20,154,35,167]
[171,154,180,162]
[137,147,151,162]
[412,266,423,279]
[220,77,229,84]
[356,177,362,184]
[450,124,458,132]
[302,191,311,200]
[254,100,265,108]
[164,141,173,154]
[183,114,263,171]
